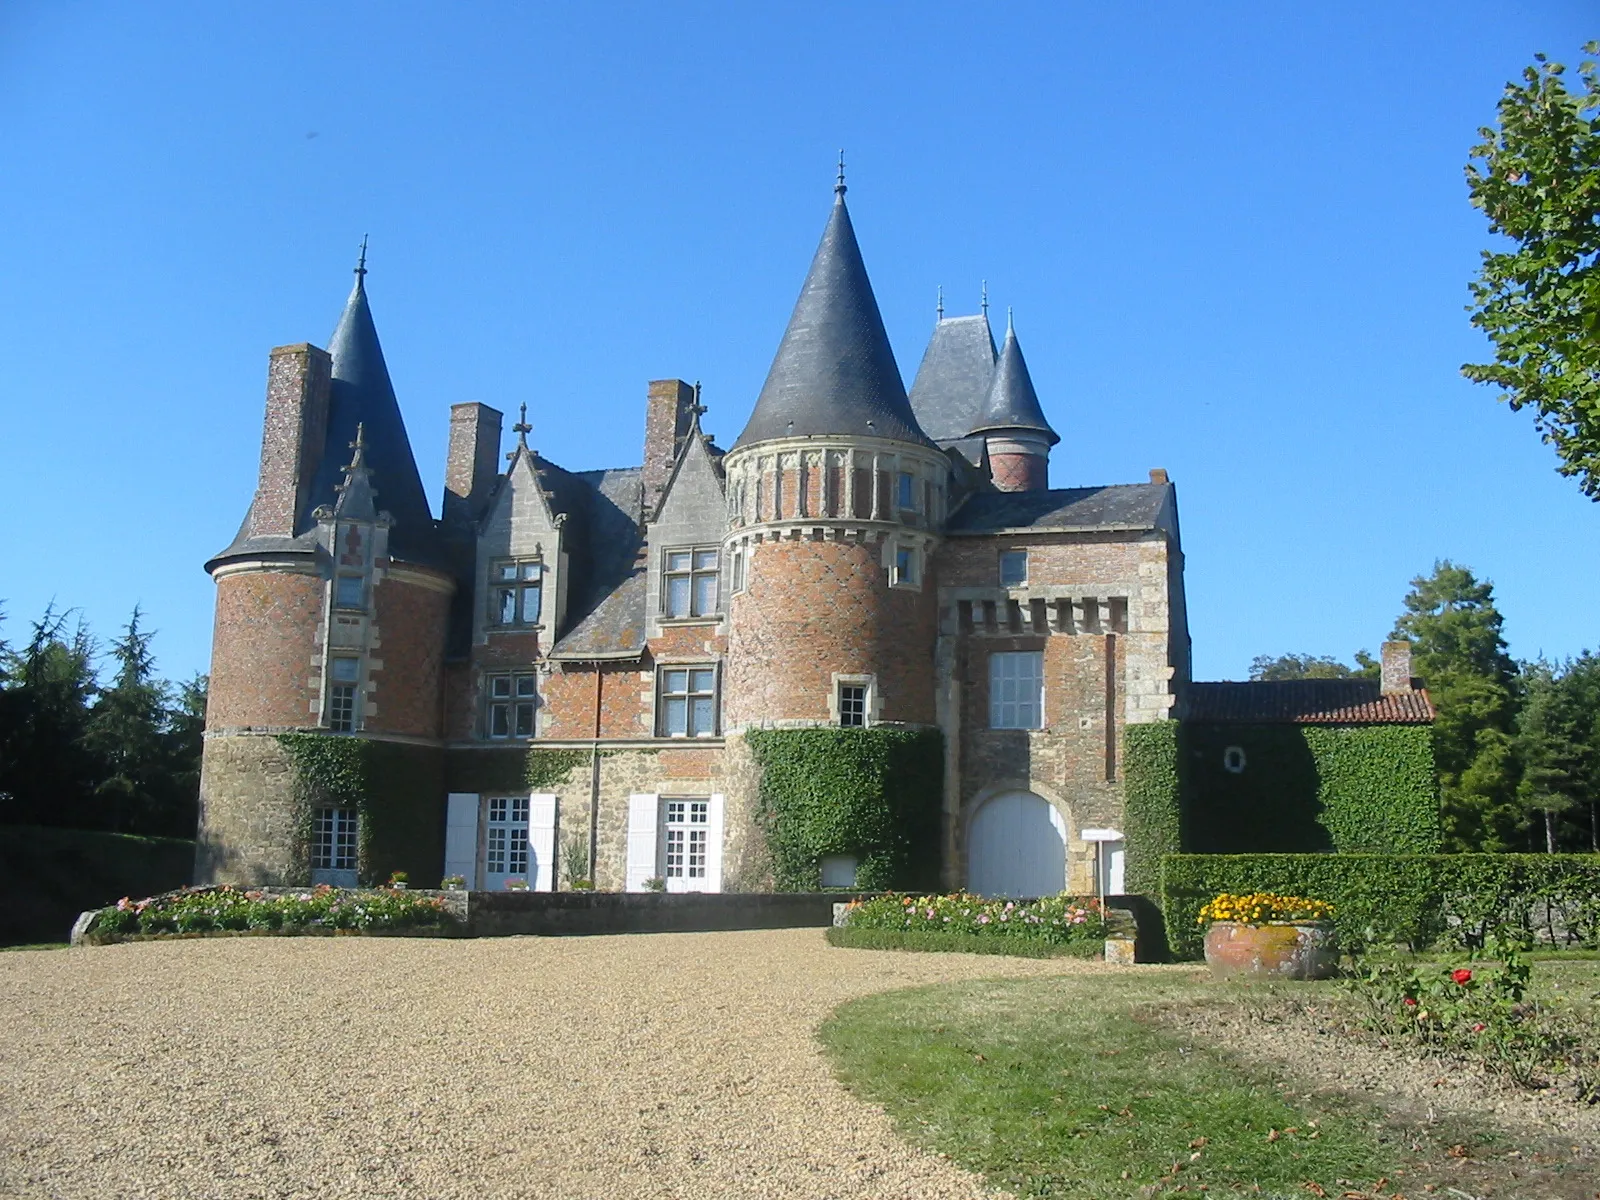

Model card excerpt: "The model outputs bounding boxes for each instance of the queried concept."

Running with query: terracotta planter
[1203,920,1337,980]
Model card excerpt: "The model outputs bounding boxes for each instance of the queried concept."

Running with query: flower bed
[1197,892,1334,925]
[80,884,456,944]
[838,891,1109,950]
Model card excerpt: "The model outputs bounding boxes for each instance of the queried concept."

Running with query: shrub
[88,885,454,943]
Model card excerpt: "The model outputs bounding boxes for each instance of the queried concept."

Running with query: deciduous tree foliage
[1247,651,1378,681]
[1463,45,1600,498]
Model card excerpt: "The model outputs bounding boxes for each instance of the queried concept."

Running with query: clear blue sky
[1,2,1595,686]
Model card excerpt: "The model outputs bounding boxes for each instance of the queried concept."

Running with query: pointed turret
[306,257,444,566]
[734,179,930,449]
[908,312,998,443]
[969,314,1058,492]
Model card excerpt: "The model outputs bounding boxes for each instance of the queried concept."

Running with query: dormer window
[665,549,719,618]
[491,560,543,626]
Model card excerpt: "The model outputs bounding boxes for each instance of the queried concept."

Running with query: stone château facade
[196,177,1430,898]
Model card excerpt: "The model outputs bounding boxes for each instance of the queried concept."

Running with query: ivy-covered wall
[1181,723,1440,854]
[746,727,942,892]
[1119,720,1440,888]
[277,734,446,887]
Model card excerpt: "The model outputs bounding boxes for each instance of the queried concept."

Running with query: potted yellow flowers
[1198,892,1336,980]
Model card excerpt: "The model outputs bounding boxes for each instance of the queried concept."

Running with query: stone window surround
[488,556,545,629]
[828,672,881,727]
[659,544,722,621]
[653,660,720,738]
[885,538,923,591]
[484,669,540,740]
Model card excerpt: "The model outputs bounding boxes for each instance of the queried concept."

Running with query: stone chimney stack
[248,343,332,538]
[1381,640,1414,693]
[642,379,695,519]
[443,402,503,526]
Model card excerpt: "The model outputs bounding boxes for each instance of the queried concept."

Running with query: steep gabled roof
[969,319,1059,444]
[734,187,931,449]
[908,314,997,443]
[306,272,444,567]
[946,483,1171,534]
[1181,680,1436,725]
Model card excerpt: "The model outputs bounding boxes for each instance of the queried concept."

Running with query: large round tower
[197,258,454,885]
[722,176,945,729]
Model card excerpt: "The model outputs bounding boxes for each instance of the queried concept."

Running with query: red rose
[1452,969,1472,985]
[1402,997,1418,1007]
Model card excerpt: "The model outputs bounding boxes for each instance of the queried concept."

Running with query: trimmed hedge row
[825,926,1101,959]
[1161,853,1600,959]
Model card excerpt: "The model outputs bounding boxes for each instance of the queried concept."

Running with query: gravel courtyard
[0,929,1100,1199]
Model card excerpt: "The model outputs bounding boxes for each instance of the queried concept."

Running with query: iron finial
[355,234,369,281]
[835,149,846,198]
[512,402,532,449]
[981,280,989,317]
[936,285,944,321]
[1007,305,1014,333]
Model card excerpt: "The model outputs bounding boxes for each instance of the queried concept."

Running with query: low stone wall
[459,890,845,938]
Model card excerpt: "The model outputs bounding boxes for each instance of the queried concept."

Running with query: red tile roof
[1181,680,1435,724]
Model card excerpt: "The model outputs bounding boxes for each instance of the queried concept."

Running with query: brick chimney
[642,379,695,520]
[248,342,332,538]
[443,402,503,526]
[1381,640,1414,693]
[1149,468,1169,485]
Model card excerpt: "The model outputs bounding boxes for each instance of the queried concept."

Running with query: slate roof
[548,465,648,660]
[907,314,996,442]
[1181,680,1436,724]
[969,322,1059,444]
[210,272,446,570]
[945,483,1171,534]
[734,190,932,449]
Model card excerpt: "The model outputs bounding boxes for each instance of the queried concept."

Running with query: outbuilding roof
[1181,680,1436,724]
[946,483,1171,534]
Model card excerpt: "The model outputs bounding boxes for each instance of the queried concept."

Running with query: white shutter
[529,793,558,892]
[705,793,725,893]
[626,793,660,892]
[443,793,480,886]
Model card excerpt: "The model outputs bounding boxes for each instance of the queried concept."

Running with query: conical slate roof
[734,190,931,449]
[908,313,997,443]
[968,321,1059,445]
[305,272,445,566]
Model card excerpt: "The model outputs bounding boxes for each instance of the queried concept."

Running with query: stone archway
[966,790,1067,899]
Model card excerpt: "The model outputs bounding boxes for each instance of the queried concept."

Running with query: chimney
[642,379,695,520]
[248,342,332,538]
[443,402,504,526]
[1149,468,1169,485]
[1381,640,1414,693]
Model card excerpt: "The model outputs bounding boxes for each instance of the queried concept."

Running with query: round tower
[198,257,453,885]
[722,175,944,729]
[968,311,1059,492]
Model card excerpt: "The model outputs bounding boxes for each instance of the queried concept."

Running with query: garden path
[0,928,1109,1199]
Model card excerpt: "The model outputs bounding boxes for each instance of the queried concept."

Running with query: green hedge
[1123,723,1181,896]
[1161,853,1600,959]
[826,926,1101,959]
[746,727,942,892]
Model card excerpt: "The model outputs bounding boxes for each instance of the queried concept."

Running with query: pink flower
[977,914,991,924]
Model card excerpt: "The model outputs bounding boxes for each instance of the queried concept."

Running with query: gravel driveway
[1,929,1099,1199]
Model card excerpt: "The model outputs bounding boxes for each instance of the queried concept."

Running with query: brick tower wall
[207,568,325,730]
[989,451,1048,493]
[724,537,937,727]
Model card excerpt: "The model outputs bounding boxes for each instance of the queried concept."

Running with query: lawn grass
[819,970,1586,1199]
[826,926,1102,959]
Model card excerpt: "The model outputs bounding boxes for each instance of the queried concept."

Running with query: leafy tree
[1513,660,1585,852]
[1463,44,1600,498]
[1392,562,1520,850]
[1248,651,1379,681]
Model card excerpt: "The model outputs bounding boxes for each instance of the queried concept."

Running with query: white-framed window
[891,544,919,587]
[730,547,747,594]
[327,656,360,732]
[334,574,365,610]
[312,807,358,871]
[485,795,530,888]
[999,550,1028,587]
[658,666,717,737]
[491,559,543,627]
[664,548,719,618]
[990,650,1045,730]
[838,683,867,727]
[661,798,709,884]
[486,671,538,739]
[896,471,916,510]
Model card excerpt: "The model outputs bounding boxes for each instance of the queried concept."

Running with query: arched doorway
[967,790,1067,898]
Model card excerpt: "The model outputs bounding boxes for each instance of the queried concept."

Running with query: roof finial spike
[512,402,532,450]
[936,285,944,321]
[346,421,368,471]
[355,234,369,281]
[1007,305,1014,333]
[981,280,989,317]
[835,149,846,199]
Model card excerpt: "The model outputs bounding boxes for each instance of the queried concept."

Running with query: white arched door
[967,791,1068,898]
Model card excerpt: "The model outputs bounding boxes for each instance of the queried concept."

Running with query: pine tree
[1392,562,1520,850]
[0,605,99,828]
[85,607,179,835]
